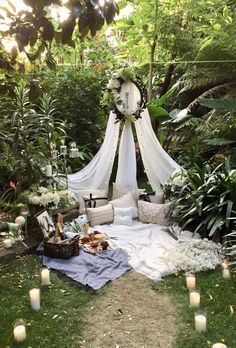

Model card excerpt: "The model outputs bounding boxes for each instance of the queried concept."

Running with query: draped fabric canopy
[62,81,180,195]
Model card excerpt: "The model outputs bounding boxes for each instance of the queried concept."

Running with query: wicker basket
[44,235,80,259]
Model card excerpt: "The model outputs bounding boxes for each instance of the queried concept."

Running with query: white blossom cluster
[170,169,187,187]
[107,78,120,90]
[165,239,222,272]
[28,186,74,208]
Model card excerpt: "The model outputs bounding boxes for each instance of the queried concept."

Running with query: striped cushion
[86,204,114,227]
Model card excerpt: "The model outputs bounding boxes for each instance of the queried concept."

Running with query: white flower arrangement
[28,186,75,208]
[165,239,222,273]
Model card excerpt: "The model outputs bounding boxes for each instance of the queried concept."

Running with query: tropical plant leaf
[199,98,236,112]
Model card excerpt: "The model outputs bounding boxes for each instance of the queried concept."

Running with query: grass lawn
[1,255,236,347]
[0,255,101,348]
[154,269,236,348]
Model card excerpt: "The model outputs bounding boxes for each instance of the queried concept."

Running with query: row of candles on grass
[186,259,230,348]
[13,268,51,343]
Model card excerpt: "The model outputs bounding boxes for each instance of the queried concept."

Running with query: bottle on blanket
[54,213,67,243]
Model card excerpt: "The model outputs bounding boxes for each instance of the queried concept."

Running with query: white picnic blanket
[94,221,196,281]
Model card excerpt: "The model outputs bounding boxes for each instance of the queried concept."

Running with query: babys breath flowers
[165,239,221,273]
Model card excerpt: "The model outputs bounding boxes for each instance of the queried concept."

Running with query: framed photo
[36,210,55,238]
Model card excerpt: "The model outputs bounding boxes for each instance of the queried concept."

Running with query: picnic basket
[44,235,80,259]
[43,213,80,259]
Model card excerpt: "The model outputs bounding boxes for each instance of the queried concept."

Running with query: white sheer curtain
[59,111,120,192]
[135,109,180,192]
[116,122,137,188]
[58,81,180,195]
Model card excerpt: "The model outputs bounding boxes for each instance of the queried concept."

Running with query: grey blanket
[39,246,131,290]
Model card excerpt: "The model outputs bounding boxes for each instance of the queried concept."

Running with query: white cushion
[73,189,107,213]
[138,201,172,226]
[110,192,138,219]
[112,183,145,201]
[114,215,133,226]
[86,203,114,227]
[114,207,133,217]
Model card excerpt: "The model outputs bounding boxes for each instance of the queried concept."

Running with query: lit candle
[189,289,200,308]
[41,268,51,286]
[3,238,12,249]
[195,311,207,333]
[29,288,40,311]
[46,164,53,177]
[186,272,196,289]
[221,259,229,269]
[222,268,230,279]
[212,344,227,348]
[13,325,26,343]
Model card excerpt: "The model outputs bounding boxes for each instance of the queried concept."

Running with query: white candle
[222,269,230,279]
[221,259,229,269]
[189,289,200,308]
[212,344,227,348]
[41,268,51,286]
[15,216,26,226]
[195,312,207,333]
[29,288,40,311]
[3,238,12,249]
[13,325,26,342]
[46,164,53,177]
[186,273,196,289]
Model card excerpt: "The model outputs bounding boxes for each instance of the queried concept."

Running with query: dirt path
[80,270,177,348]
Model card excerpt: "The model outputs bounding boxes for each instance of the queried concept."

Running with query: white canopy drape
[59,80,180,195]
[115,122,137,189]
[61,111,120,193]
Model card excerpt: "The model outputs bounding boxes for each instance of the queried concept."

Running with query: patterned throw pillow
[86,203,114,227]
[110,192,138,219]
[138,200,172,226]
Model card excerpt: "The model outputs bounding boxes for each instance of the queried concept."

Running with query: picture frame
[36,210,55,239]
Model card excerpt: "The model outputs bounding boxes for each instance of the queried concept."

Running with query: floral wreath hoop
[104,71,148,122]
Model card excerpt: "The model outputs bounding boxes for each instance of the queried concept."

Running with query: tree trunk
[159,63,175,97]
[148,35,157,101]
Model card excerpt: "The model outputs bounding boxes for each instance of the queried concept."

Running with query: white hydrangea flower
[38,186,48,194]
[28,195,40,205]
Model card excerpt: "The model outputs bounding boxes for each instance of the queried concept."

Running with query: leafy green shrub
[164,159,236,241]
[42,68,107,152]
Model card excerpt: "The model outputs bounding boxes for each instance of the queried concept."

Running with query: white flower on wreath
[107,78,120,90]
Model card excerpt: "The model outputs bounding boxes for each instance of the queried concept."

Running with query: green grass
[1,256,236,348]
[154,268,236,348]
[0,255,102,348]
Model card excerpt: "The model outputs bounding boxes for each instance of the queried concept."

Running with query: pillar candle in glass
[189,289,200,308]
[186,272,196,289]
[29,288,40,311]
[212,344,227,348]
[222,268,230,279]
[46,164,53,177]
[195,310,207,333]
[41,268,51,286]
[3,238,12,249]
[13,319,26,343]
